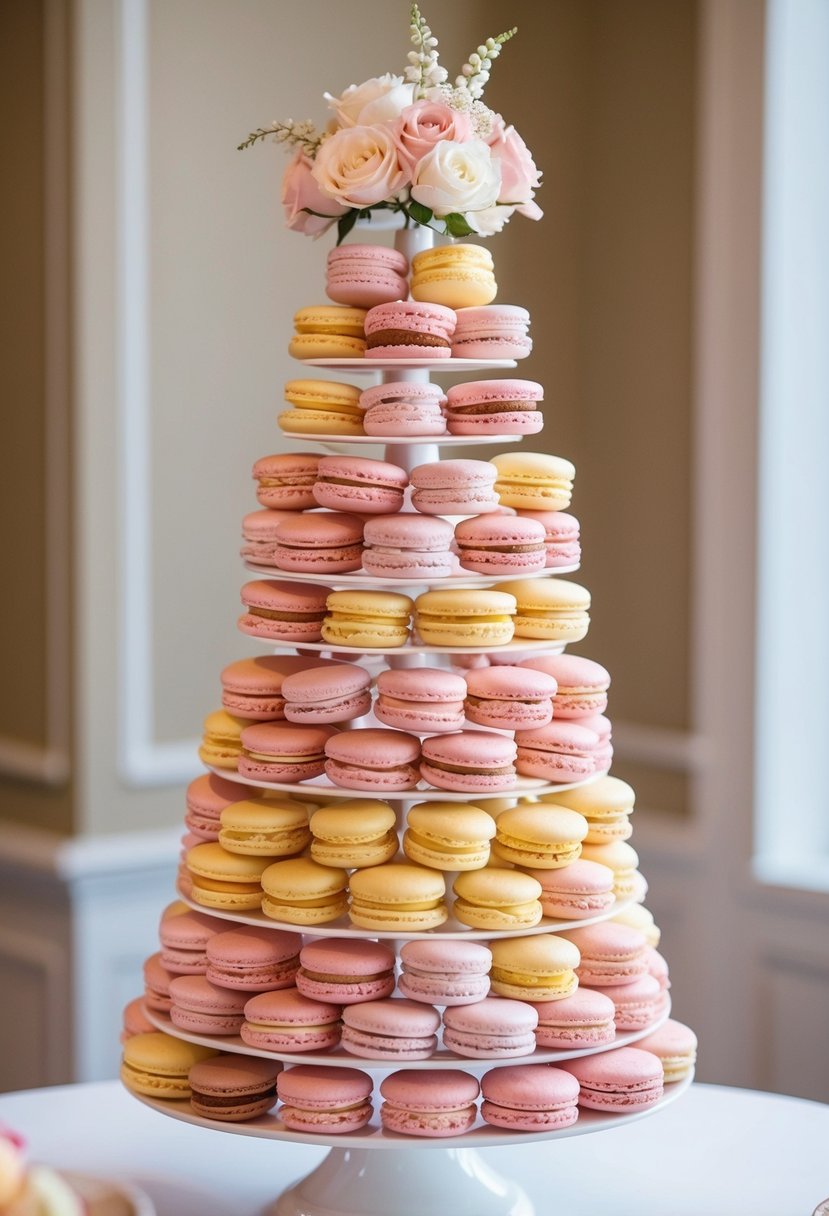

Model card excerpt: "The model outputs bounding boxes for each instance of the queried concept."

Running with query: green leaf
[443,212,475,238]
[336,210,359,245]
[408,200,434,226]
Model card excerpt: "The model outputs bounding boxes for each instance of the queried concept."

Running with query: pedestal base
[267,1147,535,1216]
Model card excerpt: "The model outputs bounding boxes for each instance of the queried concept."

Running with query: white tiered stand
[132,224,692,1216]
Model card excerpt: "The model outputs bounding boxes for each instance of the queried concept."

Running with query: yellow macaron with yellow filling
[289,306,367,359]
[279,378,364,436]
[492,805,588,869]
[217,798,311,858]
[414,589,516,648]
[309,800,399,868]
[186,842,272,911]
[348,862,448,931]
[322,590,414,649]
[491,452,576,511]
[260,857,349,925]
[410,244,496,309]
[540,775,636,844]
[495,578,590,642]
[120,1032,217,1100]
[452,868,543,930]
[403,803,496,871]
[489,934,581,1001]
[198,710,247,769]
[580,839,640,900]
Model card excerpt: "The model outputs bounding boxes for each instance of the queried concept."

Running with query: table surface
[0,1081,827,1216]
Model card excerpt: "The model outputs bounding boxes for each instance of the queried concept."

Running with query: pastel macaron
[278,1064,374,1134]
[403,803,497,870]
[158,909,223,975]
[205,926,302,992]
[185,773,254,841]
[442,997,538,1059]
[492,805,589,868]
[324,728,421,792]
[451,305,531,360]
[481,1065,579,1131]
[169,975,249,1035]
[241,508,294,566]
[613,903,661,948]
[530,988,617,1049]
[252,453,320,510]
[420,729,517,793]
[326,244,408,308]
[281,662,371,725]
[121,997,155,1042]
[564,1046,664,1112]
[560,923,649,986]
[289,305,367,359]
[143,953,174,1012]
[358,381,447,437]
[398,940,492,1006]
[380,1069,480,1138]
[489,934,581,1002]
[238,722,337,784]
[414,589,517,648]
[375,667,467,733]
[238,579,331,644]
[445,379,543,436]
[580,839,640,900]
[260,857,349,926]
[362,514,455,579]
[410,459,499,516]
[496,578,591,643]
[198,710,246,770]
[364,300,455,359]
[186,843,272,912]
[491,452,576,512]
[515,721,601,783]
[454,515,547,575]
[120,1032,217,1100]
[410,244,496,309]
[280,379,364,437]
[309,800,399,868]
[532,859,616,920]
[516,511,581,569]
[452,868,543,931]
[274,512,364,575]
[189,1053,282,1122]
[544,775,634,844]
[220,656,323,721]
[637,1019,698,1082]
[520,653,610,719]
[218,798,311,858]
[241,988,342,1053]
[349,862,448,932]
[313,455,408,515]
[341,998,441,1061]
[322,589,413,649]
[586,975,667,1032]
[296,938,396,1005]
[464,666,556,730]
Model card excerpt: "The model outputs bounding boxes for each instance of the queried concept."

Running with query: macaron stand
[126,10,694,1214]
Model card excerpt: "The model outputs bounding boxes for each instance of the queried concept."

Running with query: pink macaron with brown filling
[464,666,557,730]
[324,728,421,792]
[281,663,372,724]
[519,653,611,719]
[445,379,543,435]
[362,514,455,579]
[238,722,338,783]
[420,730,517,793]
[454,516,547,575]
[515,720,601,782]
[190,1054,282,1122]
[297,938,396,1005]
[375,668,467,733]
[274,513,364,575]
[278,1064,374,1134]
[238,579,332,643]
[252,453,320,510]
[364,300,455,359]
[312,456,408,515]
[220,656,326,721]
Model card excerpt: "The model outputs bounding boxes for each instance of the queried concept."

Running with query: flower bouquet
[239,5,542,242]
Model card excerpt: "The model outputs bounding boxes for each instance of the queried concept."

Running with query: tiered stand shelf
[132,224,692,1215]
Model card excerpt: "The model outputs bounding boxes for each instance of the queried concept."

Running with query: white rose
[312,124,409,209]
[325,74,414,127]
[467,204,515,236]
[410,139,501,218]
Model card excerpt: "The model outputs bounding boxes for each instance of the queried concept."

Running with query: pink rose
[281,150,348,236]
[312,125,409,209]
[392,100,474,171]
[487,116,542,209]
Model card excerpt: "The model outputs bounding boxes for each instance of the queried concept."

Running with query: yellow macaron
[309,800,399,868]
[489,934,581,1001]
[322,590,414,649]
[198,710,247,769]
[540,775,636,844]
[414,589,517,648]
[217,798,311,857]
[495,578,591,642]
[492,805,589,868]
[403,803,497,871]
[260,857,349,925]
[410,244,497,309]
[452,868,543,930]
[186,842,272,911]
[289,306,367,359]
[491,452,576,511]
[580,839,640,899]
[348,862,448,931]
[120,1032,218,1100]
[612,902,661,948]
[280,378,364,436]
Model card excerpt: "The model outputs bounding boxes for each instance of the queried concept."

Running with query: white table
[0,1081,826,1215]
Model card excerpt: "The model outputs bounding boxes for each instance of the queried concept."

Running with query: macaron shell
[379,1068,480,1137]
[564,1046,664,1111]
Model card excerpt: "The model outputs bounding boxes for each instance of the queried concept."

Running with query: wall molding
[611,720,710,773]
[0,924,69,1084]
[0,818,180,881]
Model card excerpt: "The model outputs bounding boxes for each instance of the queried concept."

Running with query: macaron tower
[120,9,695,1209]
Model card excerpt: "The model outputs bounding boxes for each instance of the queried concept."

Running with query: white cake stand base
[267,1146,533,1216]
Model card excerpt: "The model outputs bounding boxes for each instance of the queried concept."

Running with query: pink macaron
[532,859,616,920]
[189,1054,282,1122]
[529,988,617,1049]
[326,244,409,308]
[463,666,556,730]
[398,940,492,1007]
[252,453,320,510]
[274,513,364,575]
[121,997,155,1042]
[296,938,396,1005]
[515,720,601,783]
[481,1064,579,1131]
[313,456,408,515]
[585,975,667,1032]
[516,511,581,568]
[220,656,324,721]
[519,654,611,719]
[451,305,532,360]
[205,926,302,992]
[238,579,332,644]
[241,508,294,566]
[341,998,441,1061]
[168,975,249,1035]
[238,722,338,783]
[564,1046,664,1112]
[143,952,174,1013]
[420,730,517,793]
[362,514,455,579]
[185,773,254,841]
[278,1064,374,1134]
[410,460,499,516]
[445,379,543,435]
[580,713,613,771]
[281,663,372,724]
[241,988,343,1053]
[442,998,538,1059]
[454,515,547,575]
[561,923,649,986]
[645,948,671,991]
[359,381,447,437]
[380,1069,480,1138]
[375,668,467,733]
[159,910,224,975]
[364,300,455,359]
[324,728,421,792]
